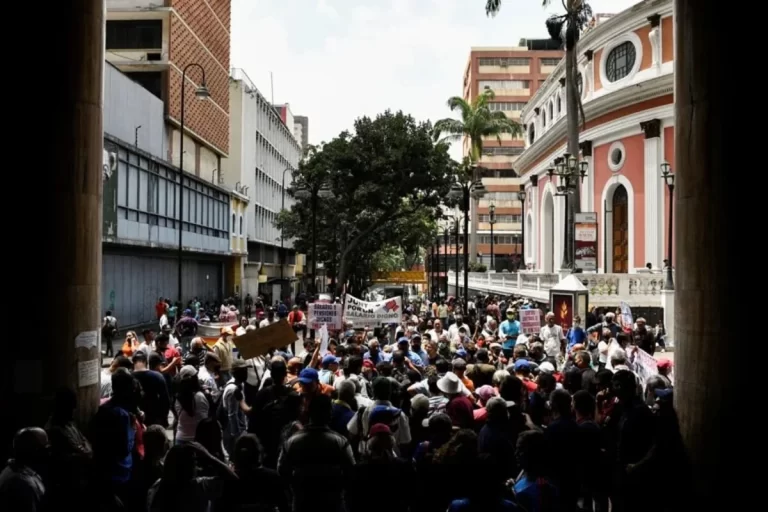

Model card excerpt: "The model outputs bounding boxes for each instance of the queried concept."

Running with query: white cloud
[316,0,339,19]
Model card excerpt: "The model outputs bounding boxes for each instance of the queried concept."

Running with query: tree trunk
[674,0,735,505]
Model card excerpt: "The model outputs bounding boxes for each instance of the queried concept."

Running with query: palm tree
[433,88,522,263]
[486,0,592,270]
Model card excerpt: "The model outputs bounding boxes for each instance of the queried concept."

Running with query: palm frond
[432,118,466,142]
[446,96,472,121]
[485,0,501,16]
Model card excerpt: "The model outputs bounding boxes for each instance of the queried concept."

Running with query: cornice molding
[520,0,673,120]
[514,74,673,173]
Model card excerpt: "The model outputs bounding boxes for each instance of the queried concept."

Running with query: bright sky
[231,0,641,153]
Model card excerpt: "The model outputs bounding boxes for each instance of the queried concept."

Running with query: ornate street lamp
[293,183,333,295]
[660,161,676,290]
[443,227,450,298]
[546,153,589,270]
[448,178,487,305]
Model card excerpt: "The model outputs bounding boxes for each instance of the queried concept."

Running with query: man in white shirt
[259,308,279,328]
[426,319,446,343]
[448,315,472,344]
[198,352,222,402]
[540,312,565,364]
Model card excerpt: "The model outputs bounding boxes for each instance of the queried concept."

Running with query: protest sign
[619,301,633,332]
[318,324,330,355]
[233,319,296,360]
[520,309,542,335]
[308,302,343,330]
[344,294,402,326]
[633,348,659,391]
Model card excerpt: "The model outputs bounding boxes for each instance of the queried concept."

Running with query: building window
[239,215,243,235]
[479,80,531,90]
[477,168,520,177]
[232,213,236,233]
[106,20,162,50]
[548,102,554,120]
[482,147,524,157]
[479,214,522,223]
[528,124,535,145]
[577,73,583,95]
[478,57,530,66]
[556,95,561,114]
[540,58,561,67]
[489,102,527,112]
[606,41,636,82]
[542,109,547,128]
[607,141,626,172]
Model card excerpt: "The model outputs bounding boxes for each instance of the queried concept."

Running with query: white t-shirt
[540,324,564,358]
[259,318,279,328]
[174,391,209,442]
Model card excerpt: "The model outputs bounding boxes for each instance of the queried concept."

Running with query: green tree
[276,110,456,295]
[485,0,593,269]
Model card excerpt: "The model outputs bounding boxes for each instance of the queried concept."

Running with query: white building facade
[224,68,303,302]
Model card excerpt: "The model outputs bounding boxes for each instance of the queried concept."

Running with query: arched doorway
[612,185,629,273]
[541,191,554,272]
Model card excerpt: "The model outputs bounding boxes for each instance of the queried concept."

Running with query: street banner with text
[308,302,343,330]
[344,294,403,326]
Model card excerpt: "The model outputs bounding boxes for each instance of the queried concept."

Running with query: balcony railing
[447,271,673,308]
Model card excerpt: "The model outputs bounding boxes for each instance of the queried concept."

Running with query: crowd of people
[1,293,688,512]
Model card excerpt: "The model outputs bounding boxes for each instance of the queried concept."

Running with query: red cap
[363,359,375,369]
[368,424,392,436]
[657,358,673,370]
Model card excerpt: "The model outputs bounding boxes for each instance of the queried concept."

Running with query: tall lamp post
[443,227,449,298]
[515,190,527,270]
[660,161,675,290]
[546,154,588,271]
[293,182,333,295]
[449,177,487,305]
[429,244,435,300]
[454,218,460,294]
[488,203,497,271]
[177,63,209,304]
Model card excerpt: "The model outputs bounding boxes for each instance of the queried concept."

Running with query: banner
[619,301,633,332]
[371,271,427,283]
[344,294,402,326]
[574,212,598,272]
[233,319,297,360]
[308,302,343,330]
[520,309,542,335]
[633,348,659,392]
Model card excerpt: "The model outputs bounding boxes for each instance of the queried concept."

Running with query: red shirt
[163,346,182,376]
[155,302,167,319]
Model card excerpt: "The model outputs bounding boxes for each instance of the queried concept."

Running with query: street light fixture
[488,203,497,270]
[292,181,333,295]
[660,161,675,290]
[177,63,208,304]
[447,175,487,305]
[443,227,449,299]
[546,152,588,270]
[515,190,527,270]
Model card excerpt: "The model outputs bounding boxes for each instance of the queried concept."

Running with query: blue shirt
[500,320,521,349]
[567,327,587,348]
[513,475,559,512]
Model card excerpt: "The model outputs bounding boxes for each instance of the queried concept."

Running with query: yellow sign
[371,271,427,284]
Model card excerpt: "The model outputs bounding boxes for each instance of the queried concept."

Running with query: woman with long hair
[120,331,140,357]
[174,366,209,444]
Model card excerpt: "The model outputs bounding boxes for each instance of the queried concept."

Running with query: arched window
[528,124,536,144]
[239,215,243,235]
[577,73,583,95]
[548,102,553,120]
[231,212,236,233]
[556,95,561,114]
[542,109,547,127]
[606,41,636,82]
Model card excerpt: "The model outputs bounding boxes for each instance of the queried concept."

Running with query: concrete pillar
[9,0,103,439]
[674,0,734,504]
[659,289,674,348]
[530,176,539,270]
[641,120,663,269]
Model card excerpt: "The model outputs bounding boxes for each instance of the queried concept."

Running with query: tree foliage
[276,110,457,295]
[433,89,522,163]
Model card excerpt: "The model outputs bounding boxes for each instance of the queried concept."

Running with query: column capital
[530,175,539,187]
[648,14,661,27]
[579,140,593,157]
[640,119,662,139]
[584,49,594,61]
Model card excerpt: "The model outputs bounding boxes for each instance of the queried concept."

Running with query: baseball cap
[368,423,392,436]
[179,365,197,378]
[656,358,673,370]
[397,337,409,345]
[321,354,340,366]
[538,361,556,374]
[514,359,531,372]
[298,367,319,384]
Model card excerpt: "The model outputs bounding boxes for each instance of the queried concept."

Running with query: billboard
[574,212,598,272]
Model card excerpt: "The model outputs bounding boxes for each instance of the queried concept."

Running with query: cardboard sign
[520,309,542,335]
[619,301,633,332]
[233,319,296,359]
[308,302,343,330]
[344,294,403,326]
